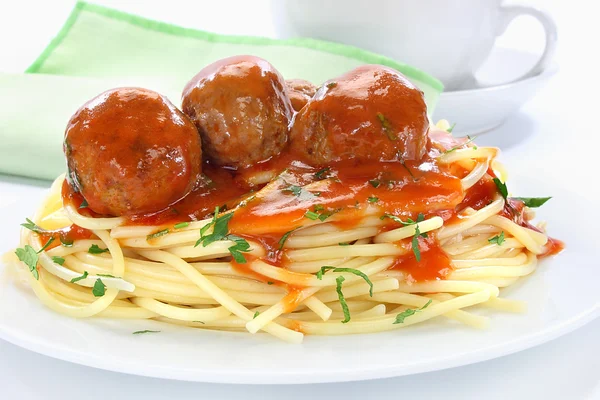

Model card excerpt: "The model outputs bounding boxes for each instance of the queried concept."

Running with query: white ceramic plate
[0,174,598,385]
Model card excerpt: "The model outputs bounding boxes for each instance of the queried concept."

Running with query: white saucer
[433,48,558,135]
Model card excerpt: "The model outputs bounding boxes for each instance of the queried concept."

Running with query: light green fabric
[0,1,442,181]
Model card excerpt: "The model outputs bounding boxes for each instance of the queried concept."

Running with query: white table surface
[1,1,598,399]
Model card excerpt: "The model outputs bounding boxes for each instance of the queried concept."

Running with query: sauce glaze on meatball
[64,88,202,216]
[182,55,293,169]
[285,79,317,112]
[289,65,429,165]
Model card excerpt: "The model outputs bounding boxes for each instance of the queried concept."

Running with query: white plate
[0,174,598,385]
[433,48,558,136]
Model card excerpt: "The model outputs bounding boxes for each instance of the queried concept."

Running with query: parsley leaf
[380,213,426,261]
[52,256,65,265]
[493,178,508,200]
[335,276,351,323]
[282,184,303,197]
[380,213,424,226]
[92,278,106,297]
[173,222,190,229]
[97,273,117,278]
[339,242,350,246]
[488,232,505,246]
[393,299,432,324]
[444,135,478,154]
[195,207,234,247]
[132,330,160,335]
[38,237,55,253]
[146,228,169,241]
[447,123,456,133]
[253,311,260,319]
[317,266,374,297]
[304,210,319,220]
[412,225,423,262]
[369,179,380,188]
[376,112,397,140]
[367,196,379,203]
[512,197,552,208]
[278,226,302,250]
[20,218,46,234]
[326,82,337,89]
[15,245,39,280]
[88,244,109,254]
[314,167,331,180]
[227,235,251,263]
[70,271,88,283]
[79,199,88,209]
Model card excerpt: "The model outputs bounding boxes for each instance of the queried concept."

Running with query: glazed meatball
[64,88,202,216]
[182,55,293,169]
[289,65,429,164]
[285,79,317,112]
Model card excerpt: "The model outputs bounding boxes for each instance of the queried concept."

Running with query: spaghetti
[9,120,561,343]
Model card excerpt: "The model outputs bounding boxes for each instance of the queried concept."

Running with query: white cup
[271,0,557,91]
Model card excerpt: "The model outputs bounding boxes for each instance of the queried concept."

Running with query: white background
[0,1,598,399]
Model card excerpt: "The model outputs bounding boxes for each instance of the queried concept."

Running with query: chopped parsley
[367,196,379,203]
[447,123,456,133]
[317,266,374,297]
[146,228,169,241]
[97,273,118,278]
[227,235,251,263]
[304,210,319,220]
[132,330,160,335]
[381,213,427,261]
[88,244,109,254]
[79,199,88,209]
[393,299,432,324]
[14,237,55,280]
[336,276,351,323]
[253,311,260,319]
[173,222,190,229]
[20,218,45,234]
[488,232,506,246]
[338,242,350,246]
[376,112,397,140]
[70,271,88,283]
[51,256,65,265]
[512,197,552,208]
[60,236,74,247]
[326,81,337,89]
[92,278,106,297]
[194,207,251,263]
[314,167,331,180]
[267,281,274,285]
[493,178,508,200]
[278,226,302,250]
[282,184,303,197]
[444,135,478,154]
[369,179,380,188]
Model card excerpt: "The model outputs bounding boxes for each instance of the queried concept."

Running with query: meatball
[182,55,293,169]
[64,88,202,216]
[289,65,429,164]
[285,79,317,111]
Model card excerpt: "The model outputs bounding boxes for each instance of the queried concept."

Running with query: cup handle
[494,5,558,82]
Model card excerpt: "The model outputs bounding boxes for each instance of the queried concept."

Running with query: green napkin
[0,1,442,181]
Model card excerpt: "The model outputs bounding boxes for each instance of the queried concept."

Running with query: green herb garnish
[20,218,45,234]
[447,123,456,133]
[60,236,73,247]
[51,256,65,265]
[381,213,426,261]
[512,197,552,208]
[314,167,331,180]
[367,196,379,203]
[253,311,260,319]
[227,235,251,263]
[14,237,55,280]
[278,226,302,250]
[304,210,319,220]
[282,184,303,197]
[339,242,350,246]
[133,330,160,335]
[173,222,190,229]
[70,271,88,283]
[376,112,397,140]
[369,179,380,188]
[493,178,508,200]
[195,207,233,247]
[146,228,169,241]
[92,278,106,297]
[335,276,351,323]
[316,266,373,297]
[326,82,337,89]
[488,232,505,246]
[79,199,88,209]
[393,299,432,324]
[88,244,109,254]
[445,135,478,154]
[97,273,117,278]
